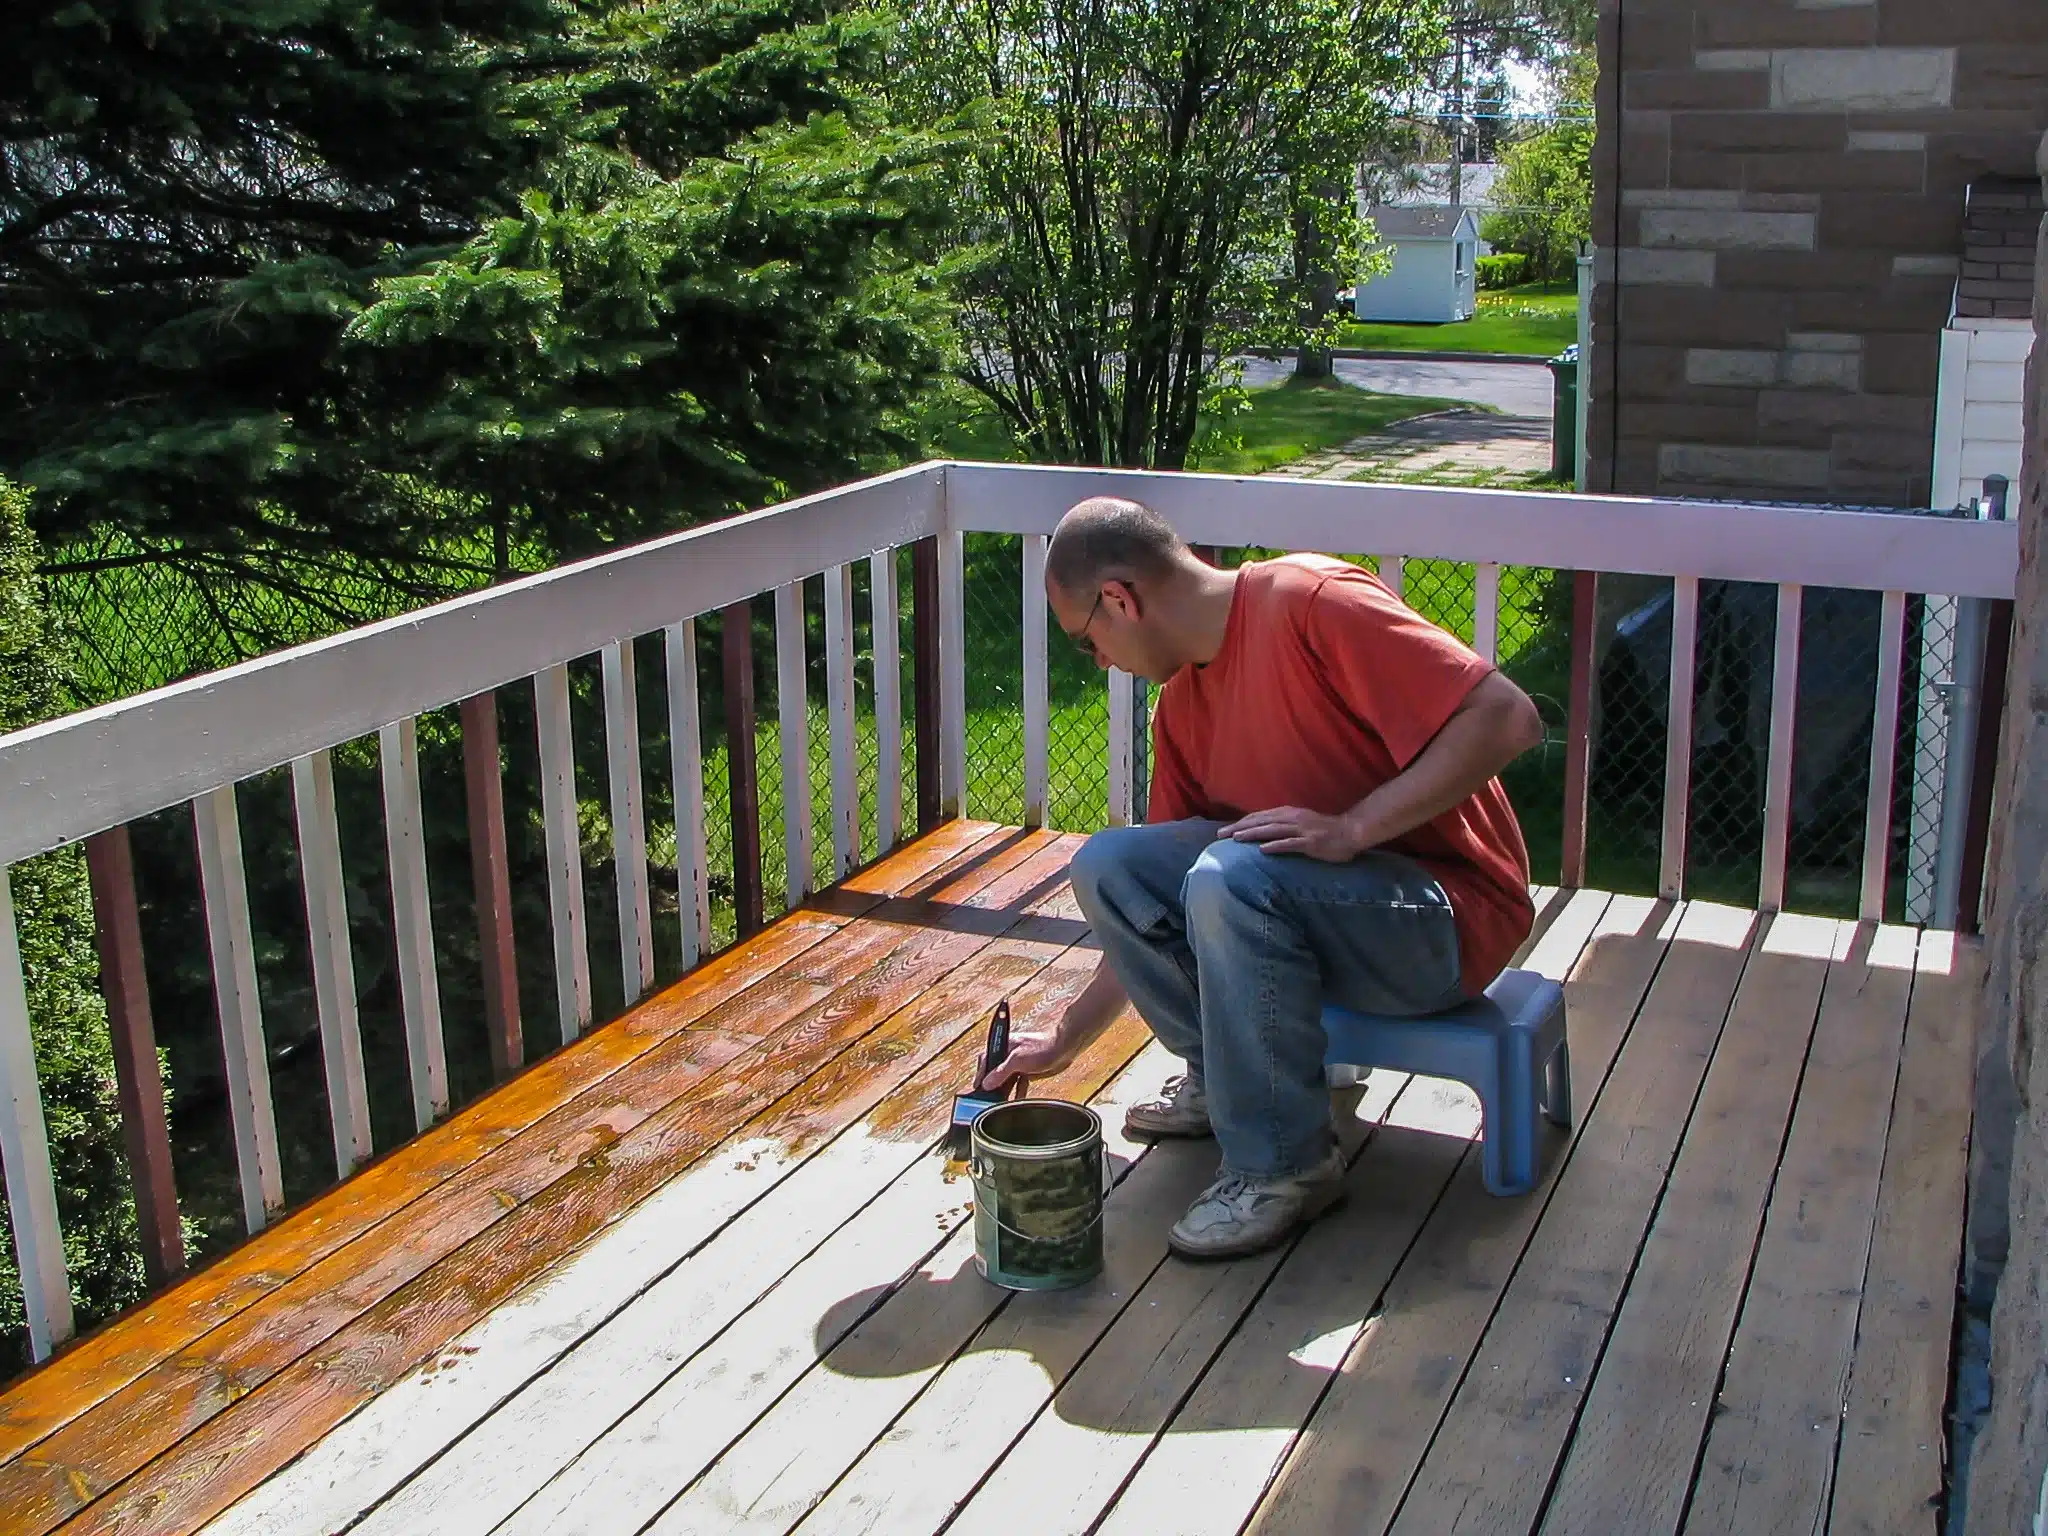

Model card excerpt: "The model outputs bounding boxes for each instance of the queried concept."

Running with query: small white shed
[1354,205,1481,324]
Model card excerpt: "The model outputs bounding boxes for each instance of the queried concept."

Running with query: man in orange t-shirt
[985,495,1543,1259]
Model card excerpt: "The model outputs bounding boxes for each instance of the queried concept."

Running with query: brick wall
[1589,0,2048,506]
[1954,131,2046,1536]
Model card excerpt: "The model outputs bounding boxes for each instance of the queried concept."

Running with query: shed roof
[1366,204,1478,241]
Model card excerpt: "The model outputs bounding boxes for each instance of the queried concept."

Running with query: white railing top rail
[0,465,944,867]
[0,457,2021,868]
[942,462,2020,600]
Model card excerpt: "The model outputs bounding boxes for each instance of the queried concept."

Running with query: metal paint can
[969,1099,1105,1290]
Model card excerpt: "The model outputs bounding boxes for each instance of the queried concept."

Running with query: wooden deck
[0,822,1975,1536]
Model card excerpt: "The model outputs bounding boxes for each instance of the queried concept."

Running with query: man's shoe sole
[1123,1112,1215,1140]
[1165,1181,1347,1261]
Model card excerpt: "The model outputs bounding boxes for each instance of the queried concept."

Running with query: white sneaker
[1124,1074,1213,1139]
[1168,1146,1348,1259]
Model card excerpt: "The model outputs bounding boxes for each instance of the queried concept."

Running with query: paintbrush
[946,999,1023,1157]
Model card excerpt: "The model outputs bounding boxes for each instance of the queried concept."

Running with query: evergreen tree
[1,0,563,574]
[344,0,964,563]
[4,0,962,596]
[0,476,159,1375]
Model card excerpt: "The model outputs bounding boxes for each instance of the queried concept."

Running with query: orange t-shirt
[1146,554,1533,996]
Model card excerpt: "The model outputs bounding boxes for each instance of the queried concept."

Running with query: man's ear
[1102,577,1141,621]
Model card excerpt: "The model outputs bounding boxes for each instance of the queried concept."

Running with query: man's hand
[981,1018,1077,1091]
[983,959,1129,1090]
[1217,806,1365,862]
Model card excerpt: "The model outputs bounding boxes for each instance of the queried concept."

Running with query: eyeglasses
[1065,588,1105,659]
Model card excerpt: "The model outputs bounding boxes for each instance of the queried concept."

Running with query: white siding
[1355,238,1462,323]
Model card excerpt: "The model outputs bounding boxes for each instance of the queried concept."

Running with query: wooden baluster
[602,641,654,1004]
[722,600,766,937]
[1473,562,1501,664]
[0,869,75,1359]
[1560,570,1599,888]
[1380,555,1406,600]
[84,827,185,1283]
[289,752,374,1176]
[1860,590,1908,923]
[937,529,967,819]
[1759,582,1804,913]
[381,718,448,1128]
[665,621,712,968]
[459,692,522,1077]
[823,564,860,879]
[1659,576,1700,901]
[533,665,592,1042]
[775,581,814,906]
[870,548,904,854]
[193,785,284,1231]
[1022,535,1050,830]
[911,537,942,833]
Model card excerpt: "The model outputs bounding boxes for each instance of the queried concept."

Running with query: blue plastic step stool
[1321,968,1570,1197]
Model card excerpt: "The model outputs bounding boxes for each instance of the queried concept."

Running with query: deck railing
[0,461,2018,1364]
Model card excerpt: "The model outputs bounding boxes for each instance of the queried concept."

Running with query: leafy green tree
[901,0,1441,469]
[1479,53,1593,284]
[0,475,160,1374]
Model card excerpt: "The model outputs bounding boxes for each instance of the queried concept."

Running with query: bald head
[1045,496,1190,597]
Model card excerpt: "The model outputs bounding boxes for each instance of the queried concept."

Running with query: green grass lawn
[1337,283,1579,357]
[916,376,1462,474]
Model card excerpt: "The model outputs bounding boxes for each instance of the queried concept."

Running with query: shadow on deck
[0,821,1975,1536]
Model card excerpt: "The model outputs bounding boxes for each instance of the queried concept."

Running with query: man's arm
[1220,669,1543,860]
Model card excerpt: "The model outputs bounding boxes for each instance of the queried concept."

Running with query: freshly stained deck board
[210,840,1094,1536]
[1245,893,1671,1536]
[1828,932,1977,1536]
[6,827,1062,1536]
[1539,914,1845,1536]
[1683,924,1920,1536]
[350,879,1098,1536]
[0,819,1003,1474]
[0,831,1975,1536]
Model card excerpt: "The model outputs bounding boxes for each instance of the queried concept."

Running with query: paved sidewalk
[1264,407,1553,484]
[1233,355,1555,418]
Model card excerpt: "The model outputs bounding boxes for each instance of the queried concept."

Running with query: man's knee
[1068,824,1150,914]
[1182,837,1278,923]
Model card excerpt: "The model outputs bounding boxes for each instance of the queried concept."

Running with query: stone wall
[1589,0,2048,504]
[1958,132,2048,1536]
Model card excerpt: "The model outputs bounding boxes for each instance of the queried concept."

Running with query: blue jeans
[1069,819,1464,1179]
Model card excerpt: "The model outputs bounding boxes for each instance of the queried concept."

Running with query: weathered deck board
[1381,903,1763,1536]
[1538,913,1846,1536]
[0,827,1973,1536]
[1244,892,1672,1536]
[1828,931,1977,1536]
[1683,924,1921,1535]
